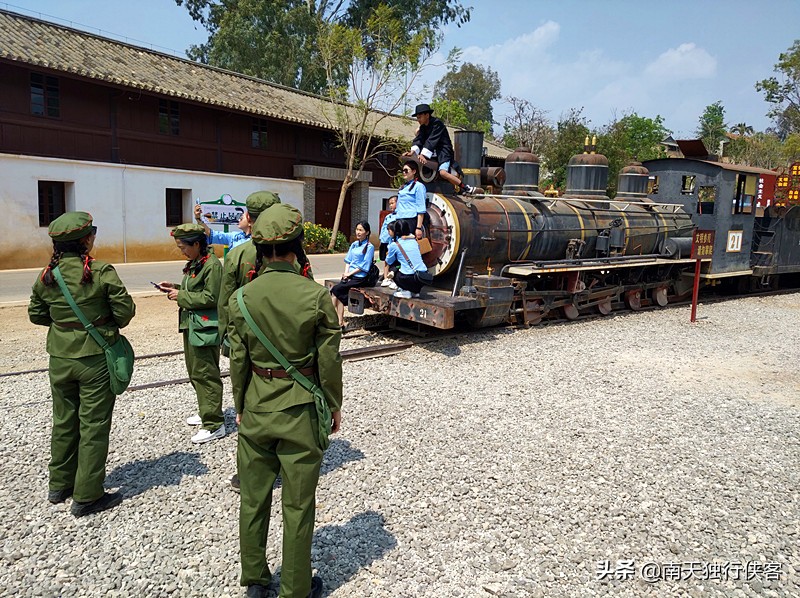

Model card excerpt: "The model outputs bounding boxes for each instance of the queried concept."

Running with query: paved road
[0,253,347,305]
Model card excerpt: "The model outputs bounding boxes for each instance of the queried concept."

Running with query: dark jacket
[411,115,453,164]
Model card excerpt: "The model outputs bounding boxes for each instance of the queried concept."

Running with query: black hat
[412,103,433,117]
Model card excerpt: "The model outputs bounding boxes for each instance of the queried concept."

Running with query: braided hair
[253,233,309,280]
[180,235,210,277]
[41,240,94,286]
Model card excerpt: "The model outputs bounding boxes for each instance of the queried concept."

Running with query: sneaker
[309,576,323,598]
[191,425,226,444]
[48,487,73,504]
[380,278,392,287]
[412,293,420,298]
[186,414,202,426]
[393,289,412,299]
[230,473,240,493]
[70,492,122,517]
[463,184,476,195]
[388,281,397,290]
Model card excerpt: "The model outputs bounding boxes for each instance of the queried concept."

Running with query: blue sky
[5,0,800,138]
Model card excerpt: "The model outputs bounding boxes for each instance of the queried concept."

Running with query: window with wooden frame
[38,181,66,226]
[251,119,268,149]
[158,100,180,135]
[30,73,60,118]
[321,133,339,159]
[165,188,184,226]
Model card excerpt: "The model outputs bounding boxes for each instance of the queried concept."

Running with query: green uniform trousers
[238,403,323,597]
[48,353,115,503]
[182,332,224,431]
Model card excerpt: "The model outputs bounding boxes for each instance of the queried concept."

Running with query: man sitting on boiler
[403,103,475,195]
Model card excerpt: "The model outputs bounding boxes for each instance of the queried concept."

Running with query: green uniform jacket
[218,241,314,336]
[28,255,136,357]
[175,254,222,330]
[227,261,342,415]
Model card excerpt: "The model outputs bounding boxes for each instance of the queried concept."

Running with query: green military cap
[246,190,281,218]
[48,211,95,241]
[171,223,206,239]
[251,204,304,244]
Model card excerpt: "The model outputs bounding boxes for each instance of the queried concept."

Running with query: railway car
[341,133,800,330]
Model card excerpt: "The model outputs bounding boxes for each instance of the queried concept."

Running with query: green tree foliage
[175,0,470,93]
[783,133,800,163]
[430,98,469,128]
[434,62,501,133]
[726,132,785,169]
[696,101,728,155]
[598,112,669,197]
[501,96,555,156]
[539,108,591,191]
[317,4,437,249]
[756,40,800,138]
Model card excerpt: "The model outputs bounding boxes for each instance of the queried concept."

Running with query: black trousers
[395,272,425,294]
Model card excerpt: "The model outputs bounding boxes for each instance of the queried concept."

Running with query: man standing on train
[403,103,475,195]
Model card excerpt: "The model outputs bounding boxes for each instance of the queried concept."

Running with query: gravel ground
[0,293,798,597]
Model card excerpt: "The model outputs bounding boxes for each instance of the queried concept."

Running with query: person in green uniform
[227,204,343,598]
[158,223,225,444]
[28,212,136,517]
[217,190,314,492]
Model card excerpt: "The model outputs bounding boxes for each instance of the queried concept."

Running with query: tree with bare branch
[317,4,447,250]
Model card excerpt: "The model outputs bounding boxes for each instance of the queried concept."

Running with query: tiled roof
[0,9,510,159]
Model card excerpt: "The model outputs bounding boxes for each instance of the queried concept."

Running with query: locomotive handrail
[465,192,684,212]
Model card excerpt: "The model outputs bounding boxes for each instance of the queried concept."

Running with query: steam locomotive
[346,132,800,330]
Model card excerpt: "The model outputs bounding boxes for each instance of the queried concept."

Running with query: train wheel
[563,304,580,320]
[625,289,642,311]
[597,296,613,315]
[653,286,668,307]
[523,300,543,325]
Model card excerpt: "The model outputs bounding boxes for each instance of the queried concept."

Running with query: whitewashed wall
[367,186,396,245]
[0,153,305,269]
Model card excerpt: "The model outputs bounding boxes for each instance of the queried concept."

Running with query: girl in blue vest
[329,221,375,327]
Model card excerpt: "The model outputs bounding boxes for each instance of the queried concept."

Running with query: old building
[0,9,509,269]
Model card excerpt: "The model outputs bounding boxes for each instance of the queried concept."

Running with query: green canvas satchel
[188,308,220,347]
[53,267,135,395]
[236,288,332,450]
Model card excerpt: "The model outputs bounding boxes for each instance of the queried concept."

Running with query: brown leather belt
[251,365,315,380]
[53,315,113,329]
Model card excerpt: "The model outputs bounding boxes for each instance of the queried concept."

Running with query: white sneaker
[191,425,226,444]
[388,281,397,290]
[393,290,412,299]
[186,414,202,426]
[412,293,420,298]
[381,278,392,287]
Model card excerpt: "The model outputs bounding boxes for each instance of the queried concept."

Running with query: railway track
[3,288,796,387]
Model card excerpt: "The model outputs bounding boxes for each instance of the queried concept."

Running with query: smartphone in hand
[150,281,168,292]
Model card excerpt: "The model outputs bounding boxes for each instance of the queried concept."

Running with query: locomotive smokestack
[454,130,483,190]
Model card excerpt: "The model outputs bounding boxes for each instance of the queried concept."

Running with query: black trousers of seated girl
[386,219,430,299]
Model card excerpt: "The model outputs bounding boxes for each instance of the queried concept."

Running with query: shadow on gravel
[267,511,396,597]
[105,451,209,499]
[271,438,365,490]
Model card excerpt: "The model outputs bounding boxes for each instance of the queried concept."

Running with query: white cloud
[644,43,717,82]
